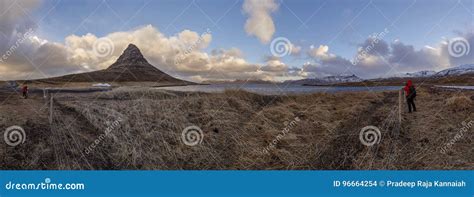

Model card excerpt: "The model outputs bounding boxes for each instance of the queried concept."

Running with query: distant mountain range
[433,64,474,77]
[287,64,473,86]
[388,64,474,78]
[202,79,274,84]
[284,74,362,85]
[390,70,437,78]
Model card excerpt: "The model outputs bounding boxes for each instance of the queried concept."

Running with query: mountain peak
[115,44,147,64]
[124,43,140,52]
[107,43,150,70]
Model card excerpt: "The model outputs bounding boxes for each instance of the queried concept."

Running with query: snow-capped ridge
[434,64,474,77]
[285,74,362,85]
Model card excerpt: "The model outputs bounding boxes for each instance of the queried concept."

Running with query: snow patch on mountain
[285,74,362,85]
[434,64,474,77]
[388,64,473,79]
[391,70,436,78]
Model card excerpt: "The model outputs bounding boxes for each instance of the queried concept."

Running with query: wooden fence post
[398,89,402,126]
[49,94,53,124]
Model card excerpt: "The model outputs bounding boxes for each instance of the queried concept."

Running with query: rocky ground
[0,86,472,170]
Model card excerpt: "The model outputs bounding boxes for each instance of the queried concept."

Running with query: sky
[0,0,473,81]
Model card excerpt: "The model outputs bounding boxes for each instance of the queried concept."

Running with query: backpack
[408,86,416,99]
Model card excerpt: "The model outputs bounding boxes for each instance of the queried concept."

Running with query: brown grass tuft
[445,95,473,111]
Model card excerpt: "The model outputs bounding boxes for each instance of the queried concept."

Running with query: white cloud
[308,45,332,59]
[261,56,288,73]
[0,0,40,44]
[1,23,289,81]
[290,43,302,56]
[243,0,279,44]
[303,33,474,78]
[0,0,48,79]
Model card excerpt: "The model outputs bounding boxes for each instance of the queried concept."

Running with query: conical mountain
[41,44,190,85]
[107,44,150,70]
[102,44,179,82]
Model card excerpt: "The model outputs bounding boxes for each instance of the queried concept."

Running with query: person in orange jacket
[403,80,417,113]
[22,84,28,99]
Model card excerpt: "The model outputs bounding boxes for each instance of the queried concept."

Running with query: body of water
[156,84,403,95]
[435,86,474,90]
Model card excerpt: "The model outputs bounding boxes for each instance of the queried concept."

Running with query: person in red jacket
[22,84,28,99]
[403,80,417,113]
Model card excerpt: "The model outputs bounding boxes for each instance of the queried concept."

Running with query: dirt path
[51,100,115,169]
[0,90,115,169]
[392,88,474,169]
[315,92,399,169]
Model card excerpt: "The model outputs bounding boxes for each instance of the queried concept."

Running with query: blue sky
[35,0,471,57]
[1,0,473,80]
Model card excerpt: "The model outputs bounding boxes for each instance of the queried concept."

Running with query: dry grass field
[0,86,472,170]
